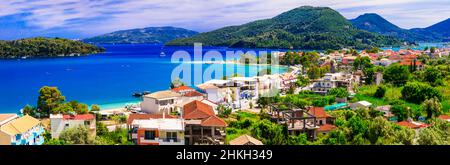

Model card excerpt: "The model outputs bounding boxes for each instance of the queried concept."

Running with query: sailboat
[160,46,166,57]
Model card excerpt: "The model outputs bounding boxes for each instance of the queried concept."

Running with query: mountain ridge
[83,26,198,44]
[351,13,449,42]
[167,6,403,50]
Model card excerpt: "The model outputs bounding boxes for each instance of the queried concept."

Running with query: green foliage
[0,37,104,58]
[110,115,127,124]
[328,87,349,98]
[170,77,185,89]
[22,104,36,117]
[96,122,109,136]
[95,127,132,145]
[83,27,198,44]
[59,125,93,144]
[312,96,335,107]
[37,86,66,116]
[390,103,411,121]
[52,103,74,114]
[296,75,310,87]
[394,127,415,145]
[91,104,101,111]
[421,97,443,119]
[353,56,373,71]
[251,119,287,145]
[423,67,443,86]
[365,47,382,53]
[282,95,311,108]
[383,63,410,86]
[167,6,401,50]
[45,139,67,145]
[401,82,442,104]
[217,105,232,118]
[374,86,387,98]
[307,65,329,80]
[288,134,310,145]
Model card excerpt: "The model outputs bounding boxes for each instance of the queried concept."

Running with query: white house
[231,77,259,109]
[350,101,373,110]
[197,79,238,106]
[254,74,282,97]
[130,117,185,145]
[50,114,96,139]
[312,72,354,95]
[141,90,182,114]
[172,86,205,107]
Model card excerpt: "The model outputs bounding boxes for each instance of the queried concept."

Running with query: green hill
[0,37,104,58]
[167,6,402,49]
[83,26,198,44]
[351,13,445,42]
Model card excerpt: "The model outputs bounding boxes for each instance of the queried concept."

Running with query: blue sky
[0,0,449,40]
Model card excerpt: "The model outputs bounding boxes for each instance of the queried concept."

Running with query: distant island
[166,6,403,50]
[0,37,105,59]
[350,13,450,42]
[83,26,198,44]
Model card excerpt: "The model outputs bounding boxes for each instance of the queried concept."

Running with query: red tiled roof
[308,107,331,118]
[127,114,176,125]
[183,100,215,120]
[439,115,450,120]
[399,60,423,66]
[403,54,417,59]
[318,124,336,132]
[183,91,203,97]
[172,86,195,92]
[396,121,427,129]
[63,114,95,121]
[201,115,228,127]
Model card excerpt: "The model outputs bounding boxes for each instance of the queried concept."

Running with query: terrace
[269,103,319,139]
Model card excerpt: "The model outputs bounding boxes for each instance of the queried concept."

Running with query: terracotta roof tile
[439,115,450,120]
[396,121,427,129]
[317,124,336,132]
[308,107,331,118]
[183,100,215,120]
[229,135,263,145]
[183,91,203,97]
[201,115,228,127]
[63,114,95,121]
[171,86,195,92]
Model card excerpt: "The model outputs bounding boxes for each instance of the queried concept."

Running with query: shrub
[401,82,442,104]
[374,86,386,98]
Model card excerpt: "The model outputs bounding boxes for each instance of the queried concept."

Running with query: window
[166,132,177,142]
[65,123,69,127]
[144,131,156,140]
[84,121,90,126]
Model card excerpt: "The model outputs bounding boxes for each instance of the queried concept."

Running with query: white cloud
[0,0,448,38]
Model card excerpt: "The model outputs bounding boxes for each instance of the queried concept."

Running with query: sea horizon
[0,44,289,113]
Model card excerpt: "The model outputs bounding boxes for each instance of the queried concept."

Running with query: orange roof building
[396,121,428,129]
[183,100,227,145]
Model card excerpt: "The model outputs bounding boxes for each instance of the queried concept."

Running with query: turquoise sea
[0,44,287,113]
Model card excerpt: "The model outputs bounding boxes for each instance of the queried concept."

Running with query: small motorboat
[132,91,151,97]
[160,52,166,57]
[132,92,143,97]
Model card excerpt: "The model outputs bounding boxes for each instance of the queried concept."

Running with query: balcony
[139,137,185,145]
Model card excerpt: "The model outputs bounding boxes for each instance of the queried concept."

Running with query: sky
[0,0,449,40]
